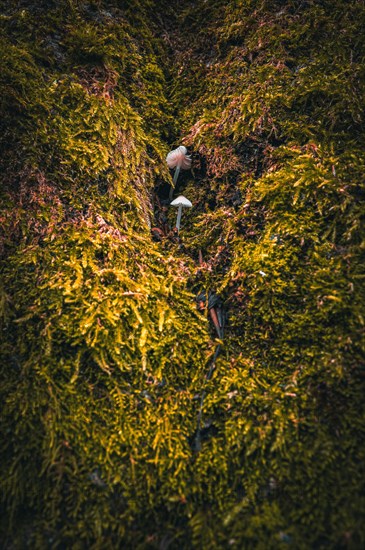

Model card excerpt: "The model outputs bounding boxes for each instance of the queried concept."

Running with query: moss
[164,0,365,546]
[1,0,365,547]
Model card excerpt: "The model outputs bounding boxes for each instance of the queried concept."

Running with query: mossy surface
[1,0,365,548]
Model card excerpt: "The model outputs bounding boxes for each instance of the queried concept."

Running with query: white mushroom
[166,146,192,199]
[170,195,192,233]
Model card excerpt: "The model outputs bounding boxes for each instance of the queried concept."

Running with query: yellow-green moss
[1,0,365,548]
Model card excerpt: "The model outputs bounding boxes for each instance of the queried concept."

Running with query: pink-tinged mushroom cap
[166,146,192,170]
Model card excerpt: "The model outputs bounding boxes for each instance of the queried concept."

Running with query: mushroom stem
[176,204,183,232]
[173,165,181,185]
[169,166,181,200]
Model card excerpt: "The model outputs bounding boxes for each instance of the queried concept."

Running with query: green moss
[1,0,365,547]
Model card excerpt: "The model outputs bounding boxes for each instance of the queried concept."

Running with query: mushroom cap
[166,146,192,170]
[170,195,192,208]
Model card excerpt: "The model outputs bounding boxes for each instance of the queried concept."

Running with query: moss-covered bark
[1,0,365,548]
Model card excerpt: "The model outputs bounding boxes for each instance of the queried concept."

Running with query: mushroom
[166,145,192,199]
[170,195,192,233]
